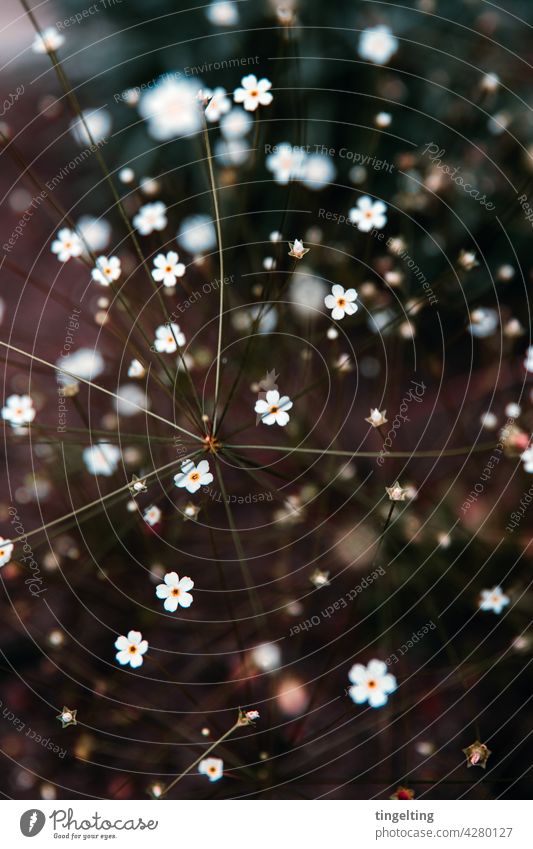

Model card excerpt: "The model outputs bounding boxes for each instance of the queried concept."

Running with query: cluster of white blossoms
[348,659,397,708]
[83,442,121,476]
[51,228,83,262]
[198,757,223,782]
[324,284,359,321]
[478,586,510,614]
[151,251,185,287]
[255,389,293,427]
[0,537,14,567]
[358,25,399,65]
[153,323,186,353]
[133,201,168,236]
[156,572,194,611]
[266,143,336,190]
[349,196,388,232]
[1,394,35,426]
[91,255,121,286]
[115,630,148,668]
[174,459,214,493]
[234,74,273,112]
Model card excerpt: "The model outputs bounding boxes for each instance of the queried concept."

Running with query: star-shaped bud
[310,569,330,589]
[386,481,409,502]
[57,706,77,728]
[237,708,260,726]
[258,369,280,392]
[183,502,201,521]
[463,740,491,769]
[129,475,147,497]
[458,250,479,271]
[365,408,388,428]
[288,239,309,260]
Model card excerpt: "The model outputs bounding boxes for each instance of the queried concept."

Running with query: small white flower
[254,389,293,426]
[151,251,185,287]
[32,27,64,54]
[348,659,397,708]
[521,445,533,473]
[2,394,35,426]
[324,284,358,320]
[76,215,111,253]
[375,111,392,128]
[91,255,121,286]
[57,348,104,387]
[205,87,231,122]
[349,196,387,232]
[288,239,309,259]
[301,154,336,190]
[468,307,498,338]
[234,74,273,112]
[183,502,201,520]
[153,323,186,353]
[310,569,330,588]
[479,586,510,614]
[156,572,194,611]
[0,537,14,567]
[198,757,223,782]
[358,25,398,65]
[523,346,533,373]
[365,408,388,427]
[138,76,202,141]
[206,1,238,26]
[143,505,161,526]
[51,228,83,262]
[244,709,259,721]
[386,481,409,501]
[128,359,146,379]
[458,250,479,271]
[83,442,121,476]
[115,630,148,668]
[174,459,214,493]
[133,202,167,236]
[252,642,281,670]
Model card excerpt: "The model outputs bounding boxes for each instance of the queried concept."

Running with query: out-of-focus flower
[266,142,306,185]
[386,482,409,502]
[521,444,533,472]
[206,1,238,25]
[174,459,214,493]
[220,107,253,139]
[324,284,358,320]
[91,255,121,286]
[56,707,77,728]
[310,569,330,588]
[115,630,148,668]
[348,659,397,708]
[183,502,201,520]
[128,359,146,379]
[143,505,161,527]
[365,408,388,427]
[156,572,194,611]
[252,642,281,671]
[70,108,111,146]
[349,196,387,232]
[83,442,121,476]
[358,26,398,65]
[390,786,415,800]
[2,394,35,426]
[205,87,232,122]
[76,216,111,253]
[32,27,64,53]
[234,75,273,111]
[151,251,185,287]
[177,214,216,254]
[479,586,510,614]
[0,537,14,567]
[468,307,498,338]
[462,740,491,769]
[139,76,202,140]
[255,389,293,426]
[57,348,104,387]
[481,72,500,93]
[375,111,392,128]
[524,345,533,372]
[51,228,83,262]
[198,757,223,782]
[153,323,186,353]
[114,384,150,417]
[458,250,479,270]
[301,154,336,190]
[288,239,309,259]
[133,202,167,235]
